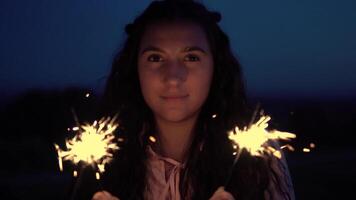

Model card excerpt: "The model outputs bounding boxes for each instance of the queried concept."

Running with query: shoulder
[264,141,295,200]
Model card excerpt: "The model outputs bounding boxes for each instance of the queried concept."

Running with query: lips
[161,95,189,100]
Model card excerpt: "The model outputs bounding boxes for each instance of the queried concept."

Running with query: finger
[92,191,120,200]
[219,190,235,200]
[209,187,223,200]
[102,191,120,200]
[214,186,225,195]
[92,191,106,200]
[210,187,235,200]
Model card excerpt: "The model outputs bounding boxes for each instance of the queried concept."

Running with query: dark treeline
[0,89,355,199]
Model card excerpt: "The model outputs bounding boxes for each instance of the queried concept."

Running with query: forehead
[139,21,210,51]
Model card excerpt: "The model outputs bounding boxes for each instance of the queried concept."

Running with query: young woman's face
[138,21,214,123]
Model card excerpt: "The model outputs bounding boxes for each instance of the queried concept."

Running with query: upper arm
[264,142,295,200]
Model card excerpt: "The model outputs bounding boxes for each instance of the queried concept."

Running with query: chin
[158,111,196,123]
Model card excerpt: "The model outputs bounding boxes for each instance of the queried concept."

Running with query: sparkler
[54,116,120,199]
[224,110,296,187]
[228,115,296,159]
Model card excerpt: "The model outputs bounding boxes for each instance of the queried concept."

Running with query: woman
[93,0,294,199]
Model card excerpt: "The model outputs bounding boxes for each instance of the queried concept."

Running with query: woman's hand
[92,191,120,200]
[209,186,235,200]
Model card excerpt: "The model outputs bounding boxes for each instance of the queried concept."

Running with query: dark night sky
[1,0,356,101]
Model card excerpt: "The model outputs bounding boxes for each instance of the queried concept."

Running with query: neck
[154,115,198,162]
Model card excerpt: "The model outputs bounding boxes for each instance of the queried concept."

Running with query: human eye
[184,54,200,62]
[147,54,163,62]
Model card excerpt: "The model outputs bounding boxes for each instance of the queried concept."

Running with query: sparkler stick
[224,105,296,187]
[70,108,80,127]
[54,115,120,200]
[224,104,260,187]
[70,165,86,200]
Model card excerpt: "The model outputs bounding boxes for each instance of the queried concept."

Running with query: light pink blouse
[143,144,295,200]
[144,146,184,200]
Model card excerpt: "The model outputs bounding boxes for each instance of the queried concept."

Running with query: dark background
[1,0,355,199]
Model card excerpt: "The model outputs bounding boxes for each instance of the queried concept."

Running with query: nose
[162,59,187,85]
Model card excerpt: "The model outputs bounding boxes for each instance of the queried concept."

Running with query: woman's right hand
[92,191,120,200]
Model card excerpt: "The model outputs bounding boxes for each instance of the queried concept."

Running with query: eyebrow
[140,45,208,55]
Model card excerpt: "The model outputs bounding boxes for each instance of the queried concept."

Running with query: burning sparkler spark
[310,143,316,148]
[228,115,296,159]
[281,144,295,152]
[149,136,157,143]
[303,148,311,153]
[224,114,296,187]
[54,116,120,179]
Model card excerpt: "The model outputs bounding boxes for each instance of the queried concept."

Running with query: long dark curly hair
[101,1,272,199]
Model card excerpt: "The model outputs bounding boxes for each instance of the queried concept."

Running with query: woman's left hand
[209,186,235,200]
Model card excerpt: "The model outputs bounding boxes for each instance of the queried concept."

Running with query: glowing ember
[54,116,120,179]
[212,114,217,118]
[54,144,64,171]
[85,93,90,98]
[95,172,100,180]
[310,143,316,148]
[228,115,296,159]
[149,136,157,143]
[303,148,311,152]
[281,144,295,151]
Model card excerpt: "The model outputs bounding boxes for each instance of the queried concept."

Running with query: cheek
[138,68,158,104]
[200,64,214,90]
[191,67,214,103]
